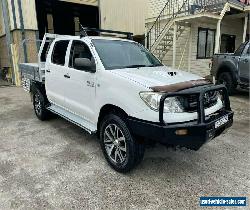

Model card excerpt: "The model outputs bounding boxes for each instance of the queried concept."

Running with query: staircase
[151,20,189,61]
[145,0,230,62]
[146,0,191,61]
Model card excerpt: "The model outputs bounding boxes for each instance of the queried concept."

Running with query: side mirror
[74,58,96,72]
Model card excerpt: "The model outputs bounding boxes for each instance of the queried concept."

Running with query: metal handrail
[145,0,237,51]
[146,0,171,42]
[145,0,190,50]
[192,0,227,12]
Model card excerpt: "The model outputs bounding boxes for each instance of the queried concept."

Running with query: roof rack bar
[79,26,133,40]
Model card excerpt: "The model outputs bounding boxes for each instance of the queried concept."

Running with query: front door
[239,44,250,84]
[45,40,70,107]
[64,40,96,123]
[220,34,236,53]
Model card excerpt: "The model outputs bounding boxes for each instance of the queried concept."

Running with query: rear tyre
[217,72,236,95]
[100,114,145,173]
[33,89,49,121]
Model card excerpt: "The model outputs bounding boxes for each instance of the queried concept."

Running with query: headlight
[139,92,184,113]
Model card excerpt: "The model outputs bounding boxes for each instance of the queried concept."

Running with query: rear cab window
[51,40,70,65]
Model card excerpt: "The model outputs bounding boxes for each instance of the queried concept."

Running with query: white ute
[20,32,234,172]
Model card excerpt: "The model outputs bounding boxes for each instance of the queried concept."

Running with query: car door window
[51,40,69,65]
[69,40,94,71]
[234,42,247,56]
[247,46,250,55]
[240,44,250,58]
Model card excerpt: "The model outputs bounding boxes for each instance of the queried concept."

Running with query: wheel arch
[30,81,49,104]
[216,63,238,83]
[97,104,128,135]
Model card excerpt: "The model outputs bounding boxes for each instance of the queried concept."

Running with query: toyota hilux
[20,32,234,172]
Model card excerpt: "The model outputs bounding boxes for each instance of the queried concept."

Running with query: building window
[197,28,215,59]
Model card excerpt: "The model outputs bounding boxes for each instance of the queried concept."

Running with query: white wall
[162,27,191,71]
[221,18,244,50]
[147,0,196,20]
[147,0,166,19]
[0,0,38,31]
[100,0,146,35]
[21,0,38,30]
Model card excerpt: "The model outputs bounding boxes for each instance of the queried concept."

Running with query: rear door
[63,40,96,123]
[239,43,250,84]
[45,40,70,107]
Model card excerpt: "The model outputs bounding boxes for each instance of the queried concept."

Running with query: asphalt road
[0,86,249,210]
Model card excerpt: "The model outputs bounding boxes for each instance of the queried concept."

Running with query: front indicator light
[175,129,188,136]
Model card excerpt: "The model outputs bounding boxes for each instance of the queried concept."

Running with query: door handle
[46,69,50,73]
[244,59,248,63]
[64,74,70,78]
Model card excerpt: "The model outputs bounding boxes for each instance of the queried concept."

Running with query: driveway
[0,87,249,209]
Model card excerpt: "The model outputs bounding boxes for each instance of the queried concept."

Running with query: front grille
[181,90,219,112]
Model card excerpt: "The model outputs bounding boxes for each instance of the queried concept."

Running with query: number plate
[215,115,228,129]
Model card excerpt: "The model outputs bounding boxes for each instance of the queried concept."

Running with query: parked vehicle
[211,41,250,95]
[20,32,233,172]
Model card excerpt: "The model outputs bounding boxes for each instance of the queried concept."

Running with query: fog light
[175,129,188,136]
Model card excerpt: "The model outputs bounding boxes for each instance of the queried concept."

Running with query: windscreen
[234,41,248,56]
[92,39,163,70]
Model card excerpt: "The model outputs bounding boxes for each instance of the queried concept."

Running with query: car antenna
[79,21,88,38]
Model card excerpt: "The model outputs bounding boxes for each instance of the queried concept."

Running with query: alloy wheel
[34,93,42,116]
[104,124,127,164]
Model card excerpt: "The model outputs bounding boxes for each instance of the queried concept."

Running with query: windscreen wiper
[125,65,148,68]
[124,64,161,69]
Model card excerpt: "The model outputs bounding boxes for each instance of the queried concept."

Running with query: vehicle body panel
[239,44,250,84]
[45,39,69,108]
[211,41,250,86]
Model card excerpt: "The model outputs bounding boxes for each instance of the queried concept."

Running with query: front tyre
[33,89,49,121]
[100,114,145,173]
[217,72,236,95]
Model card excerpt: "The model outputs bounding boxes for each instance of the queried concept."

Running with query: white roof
[53,34,135,43]
[88,36,134,42]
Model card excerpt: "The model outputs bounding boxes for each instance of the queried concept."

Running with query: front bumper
[127,84,234,150]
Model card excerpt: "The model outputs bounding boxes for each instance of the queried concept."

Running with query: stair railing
[145,0,170,49]
[191,0,228,13]
[145,0,190,50]
[145,0,236,51]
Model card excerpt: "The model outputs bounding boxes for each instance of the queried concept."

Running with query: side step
[47,104,97,134]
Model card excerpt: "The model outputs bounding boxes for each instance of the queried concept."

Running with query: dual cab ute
[211,41,250,95]
[20,32,234,172]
